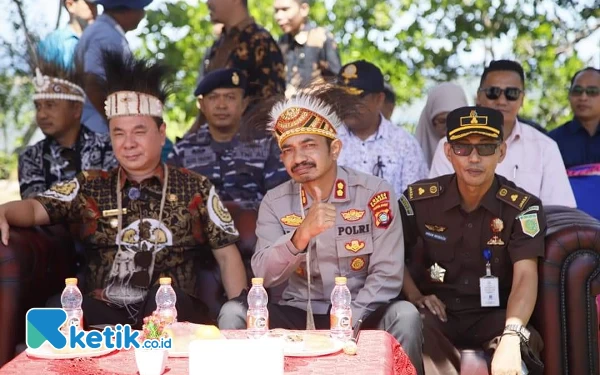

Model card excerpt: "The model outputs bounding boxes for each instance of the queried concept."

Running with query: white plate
[25,343,116,360]
[267,330,344,357]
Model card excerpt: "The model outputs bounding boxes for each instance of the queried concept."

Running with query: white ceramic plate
[267,330,344,357]
[25,343,116,360]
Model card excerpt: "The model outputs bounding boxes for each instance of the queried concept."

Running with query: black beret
[194,68,247,97]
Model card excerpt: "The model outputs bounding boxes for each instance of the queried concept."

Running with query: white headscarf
[416,82,469,168]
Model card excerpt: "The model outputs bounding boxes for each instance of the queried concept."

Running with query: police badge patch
[39,178,80,202]
[368,191,393,228]
[207,186,239,236]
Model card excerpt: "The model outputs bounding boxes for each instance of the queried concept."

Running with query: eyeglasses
[372,156,385,178]
[478,87,523,101]
[450,143,499,157]
[569,86,599,97]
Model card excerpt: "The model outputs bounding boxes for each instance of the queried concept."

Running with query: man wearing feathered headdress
[0,53,247,327]
[19,56,116,199]
[219,85,424,374]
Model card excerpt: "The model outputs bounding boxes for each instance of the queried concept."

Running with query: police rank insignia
[519,214,540,237]
[351,257,366,271]
[407,182,440,201]
[368,191,393,228]
[280,213,303,227]
[487,218,505,245]
[341,209,365,222]
[345,240,365,253]
[335,179,346,199]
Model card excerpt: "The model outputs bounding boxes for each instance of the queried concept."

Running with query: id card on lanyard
[480,248,500,307]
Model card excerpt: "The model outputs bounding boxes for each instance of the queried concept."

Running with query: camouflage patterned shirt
[33,164,240,303]
[168,125,290,206]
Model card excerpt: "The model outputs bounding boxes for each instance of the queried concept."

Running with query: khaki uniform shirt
[399,174,546,313]
[252,166,404,321]
[34,165,239,304]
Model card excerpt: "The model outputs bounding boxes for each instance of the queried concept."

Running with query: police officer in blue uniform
[168,68,289,206]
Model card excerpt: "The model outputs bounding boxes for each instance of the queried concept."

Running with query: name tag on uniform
[479,276,500,307]
[102,208,127,217]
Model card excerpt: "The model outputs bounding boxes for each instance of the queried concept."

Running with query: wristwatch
[504,324,531,342]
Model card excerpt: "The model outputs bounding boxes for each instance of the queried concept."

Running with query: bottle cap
[159,277,172,285]
[335,276,347,284]
[65,278,78,286]
[251,277,264,285]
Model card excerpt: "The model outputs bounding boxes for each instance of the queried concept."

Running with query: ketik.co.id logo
[26,308,171,350]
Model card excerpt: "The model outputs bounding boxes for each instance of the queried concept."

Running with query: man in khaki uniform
[218,85,423,374]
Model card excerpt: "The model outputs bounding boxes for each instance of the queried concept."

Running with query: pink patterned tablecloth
[0,330,416,375]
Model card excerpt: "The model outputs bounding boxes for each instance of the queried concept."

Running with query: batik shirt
[203,17,286,101]
[278,23,341,97]
[33,164,240,305]
[337,115,429,197]
[168,125,289,206]
[18,126,117,199]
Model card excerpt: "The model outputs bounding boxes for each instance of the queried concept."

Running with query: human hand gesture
[292,187,336,250]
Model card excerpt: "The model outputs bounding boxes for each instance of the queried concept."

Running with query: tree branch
[11,0,38,70]
[555,24,600,56]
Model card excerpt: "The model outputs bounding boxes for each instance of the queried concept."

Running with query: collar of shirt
[442,174,502,214]
[99,14,126,37]
[338,113,389,142]
[504,119,523,146]
[296,165,351,210]
[565,118,600,136]
[118,163,165,190]
[223,16,255,36]
[290,23,315,46]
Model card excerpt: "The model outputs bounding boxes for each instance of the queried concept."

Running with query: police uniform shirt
[399,173,546,312]
[168,124,289,204]
[251,166,404,322]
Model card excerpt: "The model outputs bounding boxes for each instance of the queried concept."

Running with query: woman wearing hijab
[415,83,469,168]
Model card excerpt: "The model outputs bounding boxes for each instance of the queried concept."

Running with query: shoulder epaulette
[496,185,530,210]
[407,182,440,201]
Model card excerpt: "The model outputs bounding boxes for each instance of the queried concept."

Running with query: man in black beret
[168,68,289,206]
[398,106,546,375]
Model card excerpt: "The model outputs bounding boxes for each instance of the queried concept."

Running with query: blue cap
[337,60,385,96]
[194,68,247,97]
[96,0,152,9]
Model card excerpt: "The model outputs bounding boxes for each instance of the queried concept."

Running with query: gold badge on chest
[487,218,505,245]
[430,263,446,283]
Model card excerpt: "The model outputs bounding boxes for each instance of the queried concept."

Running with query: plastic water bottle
[60,278,84,333]
[155,277,177,324]
[247,277,269,338]
[330,276,352,341]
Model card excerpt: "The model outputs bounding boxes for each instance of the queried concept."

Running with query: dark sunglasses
[478,87,523,101]
[569,86,599,97]
[451,143,499,157]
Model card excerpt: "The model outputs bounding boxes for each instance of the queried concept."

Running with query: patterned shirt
[203,17,286,101]
[33,165,240,305]
[18,126,117,199]
[337,115,429,197]
[278,23,341,97]
[167,125,289,206]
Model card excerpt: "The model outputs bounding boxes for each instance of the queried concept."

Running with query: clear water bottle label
[330,312,351,330]
[247,315,269,330]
